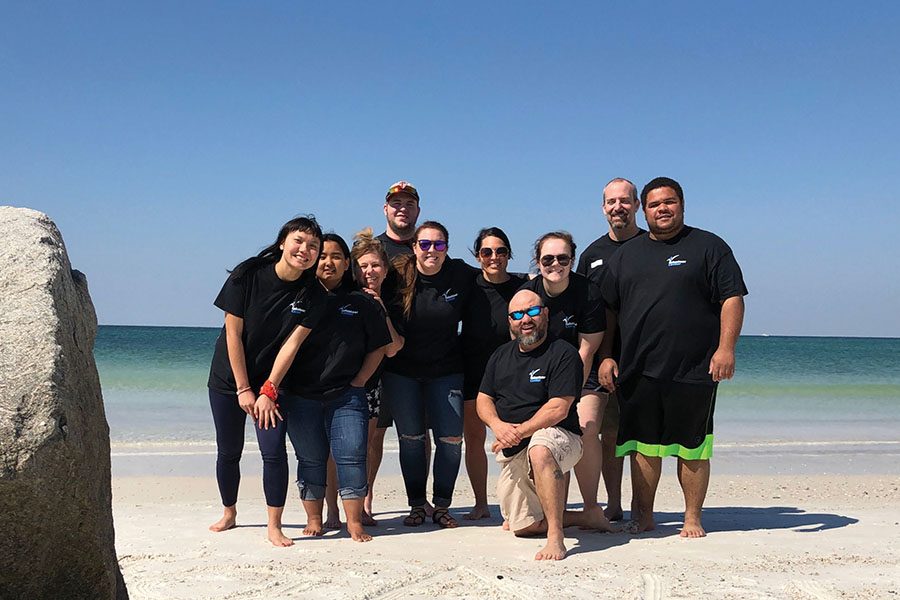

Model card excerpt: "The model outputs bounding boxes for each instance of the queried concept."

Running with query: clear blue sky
[2,2,898,336]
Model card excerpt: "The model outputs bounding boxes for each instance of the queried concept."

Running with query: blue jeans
[381,372,464,508]
[283,386,369,500]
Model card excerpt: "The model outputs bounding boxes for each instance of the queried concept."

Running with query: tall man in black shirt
[478,290,610,561]
[599,177,747,538]
[575,177,645,522]
[377,180,420,259]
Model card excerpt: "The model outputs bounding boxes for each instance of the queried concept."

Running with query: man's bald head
[509,289,542,313]
[508,289,548,349]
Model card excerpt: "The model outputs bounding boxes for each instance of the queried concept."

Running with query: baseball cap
[385,180,420,203]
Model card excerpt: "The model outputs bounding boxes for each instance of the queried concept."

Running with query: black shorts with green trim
[615,375,716,460]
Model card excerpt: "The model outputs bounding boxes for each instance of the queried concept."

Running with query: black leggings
[209,389,288,507]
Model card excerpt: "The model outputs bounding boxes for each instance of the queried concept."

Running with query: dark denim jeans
[283,386,369,500]
[209,389,288,507]
[381,372,464,508]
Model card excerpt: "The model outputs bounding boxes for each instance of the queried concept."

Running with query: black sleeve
[709,248,749,304]
[547,346,583,399]
[363,299,393,352]
[599,256,621,312]
[578,280,607,334]
[575,252,588,277]
[385,296,407,338]
[478,352,499,398]
[213,275,247,317]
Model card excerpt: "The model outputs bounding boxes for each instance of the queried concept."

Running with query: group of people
[206,176,747,560]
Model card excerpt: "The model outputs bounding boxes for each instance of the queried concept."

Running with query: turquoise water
[96,326,900,446]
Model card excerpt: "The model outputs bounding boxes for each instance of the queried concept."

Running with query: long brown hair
[392,220,450,319]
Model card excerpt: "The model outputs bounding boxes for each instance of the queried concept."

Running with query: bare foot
[535,537,567,560]
[580,506,617,532]
[347,522,373,542]
[604,505,624,522]
[624,514,655,534]
[267,526,294,547]
[208,513,236,532]
[303,516,325,537]
[464,504,492,520]
[424,500,435,518]
[502,520,509,531]
[324,513,343,530]
[680,516,706,538]
[361,511,378,526]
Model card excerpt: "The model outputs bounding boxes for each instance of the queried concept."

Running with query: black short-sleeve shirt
[479,338,583,457]
[576,230,646,383]
[600,226,748,385]
[207,264,326,393]
[384,258,476,379]
[376,231,414,260]
[283,283,392,400]
[461,272,528,394]
[519,272,606,349]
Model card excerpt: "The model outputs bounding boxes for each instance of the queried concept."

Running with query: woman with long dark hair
[460,227,525,520]
[381,220,475,529]
[519,231,613,531]
[272,233,396,542]
[206,216,324,547]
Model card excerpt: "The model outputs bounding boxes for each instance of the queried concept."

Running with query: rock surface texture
[0,207,128,599]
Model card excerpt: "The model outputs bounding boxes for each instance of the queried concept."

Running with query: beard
[516,326,546,347]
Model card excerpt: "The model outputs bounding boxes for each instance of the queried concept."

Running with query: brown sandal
[432,508,458,529]
[403,506,427,527]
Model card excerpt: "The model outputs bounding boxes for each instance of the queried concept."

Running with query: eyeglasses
[539,254,571,267]
[478,246,509,258]
[417,239,448,252]
[508,305,543,321]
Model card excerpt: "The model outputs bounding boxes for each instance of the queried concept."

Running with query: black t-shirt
[600,226,748,385]
[461,272,528,373]
[207,263,326,394]
[283,283,392,400]
[384,258,475,378]
[479,338,583,457]
[377,231,414,260]
[519,272,606,349]
[576,230,646,379]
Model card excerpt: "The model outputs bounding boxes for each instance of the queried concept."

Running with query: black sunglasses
[539,254,571,267]
[479,246,509,258]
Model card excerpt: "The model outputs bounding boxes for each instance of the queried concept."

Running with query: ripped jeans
[381,372,464,508]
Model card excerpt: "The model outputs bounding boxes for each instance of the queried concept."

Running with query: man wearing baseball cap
[378,180,421,259]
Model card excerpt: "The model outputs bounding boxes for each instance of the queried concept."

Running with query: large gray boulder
[0,207,127,599]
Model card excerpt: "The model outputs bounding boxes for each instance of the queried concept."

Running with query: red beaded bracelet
[260,380,278,402]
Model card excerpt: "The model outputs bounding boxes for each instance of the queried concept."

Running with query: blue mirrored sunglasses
[508,305,542,321]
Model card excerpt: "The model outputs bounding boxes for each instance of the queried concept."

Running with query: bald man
[477,290,611,561]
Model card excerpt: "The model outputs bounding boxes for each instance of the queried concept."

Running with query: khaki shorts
[495,427,583,532]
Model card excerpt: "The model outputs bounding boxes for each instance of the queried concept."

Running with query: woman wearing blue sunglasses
[381,220,475,529]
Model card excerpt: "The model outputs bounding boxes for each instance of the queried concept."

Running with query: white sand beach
[113,469,899,599]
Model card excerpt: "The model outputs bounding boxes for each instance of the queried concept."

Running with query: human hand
[238,390,257,418]
[709,348,735,382]
[255,395,283,430]
[599,358,619,392]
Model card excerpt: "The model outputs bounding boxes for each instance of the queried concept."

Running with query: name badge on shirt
[590,259,604,268]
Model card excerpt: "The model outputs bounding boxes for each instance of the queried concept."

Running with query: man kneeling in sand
[477,290,611,560]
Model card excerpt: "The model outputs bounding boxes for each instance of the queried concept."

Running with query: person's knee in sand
[478,290,617,560]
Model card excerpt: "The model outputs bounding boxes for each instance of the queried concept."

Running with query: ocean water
[96,326,900,475]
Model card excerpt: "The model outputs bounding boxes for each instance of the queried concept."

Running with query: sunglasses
[478,246,509,258]
[539,254,572,267]
[417,239,448,252]
[508,305,543,321]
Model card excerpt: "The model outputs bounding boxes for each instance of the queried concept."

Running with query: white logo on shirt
[563,315,577,329]
[290,300,306,314]
[339,304,358,317]
[442,289,458,303]
[590,259,604,269]
[667,254,687,267]
[529,369,546,383]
